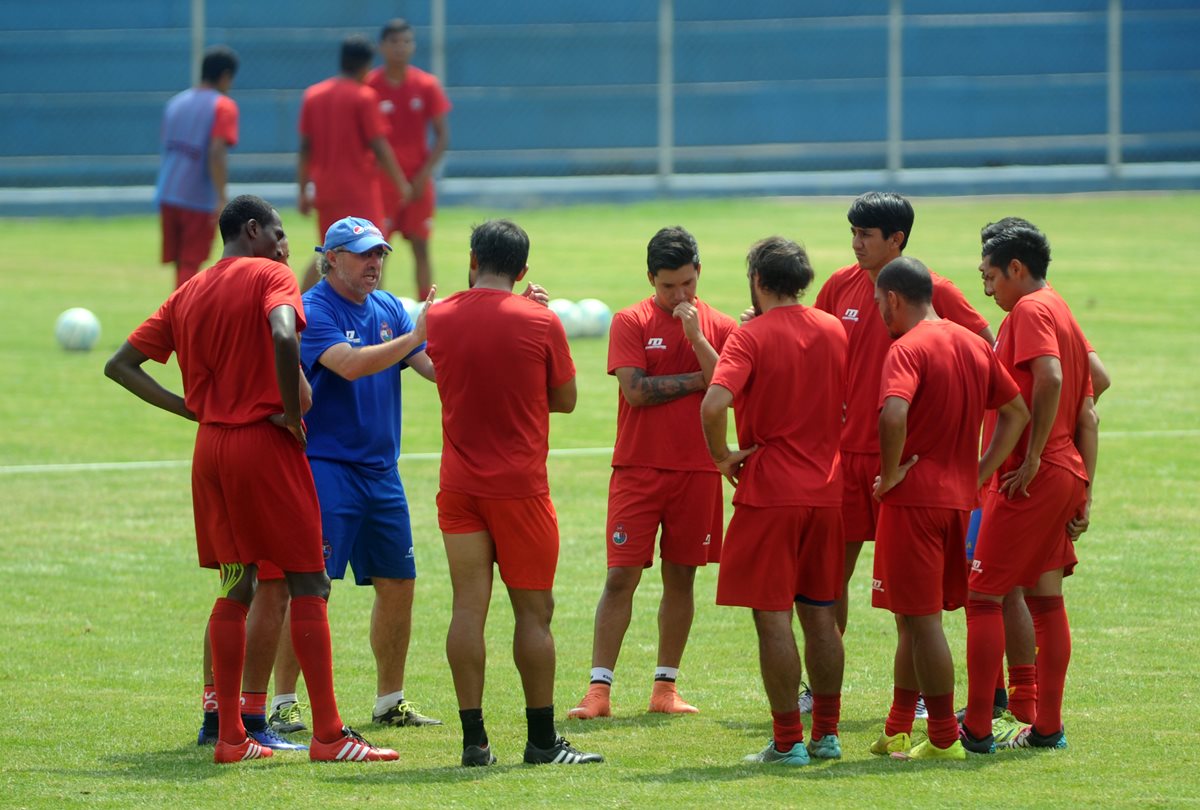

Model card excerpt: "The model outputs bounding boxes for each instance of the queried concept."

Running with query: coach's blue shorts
[310,459,416,585]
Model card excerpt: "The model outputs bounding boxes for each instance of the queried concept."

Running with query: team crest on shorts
[611,523,628,546]
[323,541,332,560]
[380,321,394,342]
[872,578,884,592]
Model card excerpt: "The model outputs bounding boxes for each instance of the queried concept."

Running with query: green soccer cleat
[870,730,911,756]
[990,711,1025,747]
[744,740,811,766]
[806,734,842,760]
[268,701,308,735]
[373,699,443,727]
[893,739,967,761]
[999,725,1068,750]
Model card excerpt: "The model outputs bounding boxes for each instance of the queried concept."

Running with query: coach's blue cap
[315,216,392,254]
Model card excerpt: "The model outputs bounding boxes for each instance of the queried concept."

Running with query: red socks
[289,595,345,742]
[1007,663,1038,724]
[965,599,1005,738]
[923,692,958,749]
[811,693,841,740]
[885,687,920,737]
[1027,595,1070,736]
[771,709,805,752]
[209,598,248,745]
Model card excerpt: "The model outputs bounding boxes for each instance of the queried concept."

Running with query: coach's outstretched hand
[413,286,437,342]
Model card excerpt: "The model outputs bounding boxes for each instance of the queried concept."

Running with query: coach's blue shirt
[301,280,423,475]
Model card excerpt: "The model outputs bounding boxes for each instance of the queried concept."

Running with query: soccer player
[104,195,398,764]
[367,19,451,299]
[568,226,736,721]
[812,192,993,715]
[156,45,239,289]
[297,35,410,291]
[867,257,1028,761]
[699,236,847,765]
[961,222,1096,753]
[258,216,442,731]
[425,219,602,767]
[964,217,1112,726]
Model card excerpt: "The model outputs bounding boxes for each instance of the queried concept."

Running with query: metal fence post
[658,0,674,190]
[190,0,205,85]
[887,0,903,179]
[432,0,447,83]
[1107,0,1123,176]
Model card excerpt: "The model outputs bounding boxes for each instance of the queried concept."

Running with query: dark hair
[341,35,375,74]
[646,226,699,275]
[381,18,413,39]
[471,219,530,281]
[847,191,914,251]
[876,256,933,305]
[218,195,275,243]
[982,225,1052,280]
[746,237,814,299]
[980,216,1034,245]
[200,46,239,83]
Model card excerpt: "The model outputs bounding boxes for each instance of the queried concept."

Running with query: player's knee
[285,569,332,600]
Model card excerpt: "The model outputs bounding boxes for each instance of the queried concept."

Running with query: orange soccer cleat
[567,683,613,720]
[647,681,698,714]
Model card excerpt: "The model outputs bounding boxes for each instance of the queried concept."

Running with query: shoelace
[278,702,308,721]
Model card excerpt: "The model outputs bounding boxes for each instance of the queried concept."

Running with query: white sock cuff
[654,666,679,682]
[590,667,614,686]
[271,693,298,711]
[375,690,405,713]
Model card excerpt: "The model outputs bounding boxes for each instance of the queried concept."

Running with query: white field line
[0,430,1196,476]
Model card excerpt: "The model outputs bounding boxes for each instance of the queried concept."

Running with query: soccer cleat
[567,683,612,720]
[269,701,308,734]
[647,681,698,714]
[999,725,1068,750]
[797,682,814,714]
[249,726,309,751]
[806,734,842,760]
[990,711,1024,747]
[870,731,911,756]
[523,737,604,765]
[372,699,443,727]
[958,725,996,754]
[914,694,928,720]
[894,739,967,761]
[744,740,811,766]
[462,744,498,767]
[309,726,399,762]
[213,737,274,764]
[197,726,218,746]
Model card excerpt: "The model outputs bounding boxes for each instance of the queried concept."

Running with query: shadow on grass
[625,751,1002,783]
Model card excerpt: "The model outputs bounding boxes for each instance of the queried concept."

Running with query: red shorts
[716,505,843,611]
[316,189,385,241]
[160,203,216,268]
[191,422,324,573]
[382,179,436,241]
[606,467,723,569]
[872,504,969,615]
[841,451,880,543]
[969,463,1085,595]
[437,490,559,590]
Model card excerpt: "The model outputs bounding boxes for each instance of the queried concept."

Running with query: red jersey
[815,263,989,455]
[365,65,451,176]
[426,287,576,499]
[878,319,1020,510]
[608,297,737,472]
[127,257,305,426]
[298,77,388,209]
[982,287,1091,483]
[710,305,847,508]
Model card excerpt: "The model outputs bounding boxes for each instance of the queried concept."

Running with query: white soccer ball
[548,298,584,339]
[576,298,613,338]
[55,307,101,352]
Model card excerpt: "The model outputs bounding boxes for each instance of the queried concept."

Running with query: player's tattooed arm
[615,366,705,407]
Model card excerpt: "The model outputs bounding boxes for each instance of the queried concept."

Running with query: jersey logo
[380,99,395,115]
[345,330,362,345]
[410,97,424,111]
[645,337,666,351]
[872,578,884,592]
[380,321,393,342]
[842,308,860,322]
[611,523,628,545]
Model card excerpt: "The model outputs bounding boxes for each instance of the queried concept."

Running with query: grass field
[1,194,1198,807]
